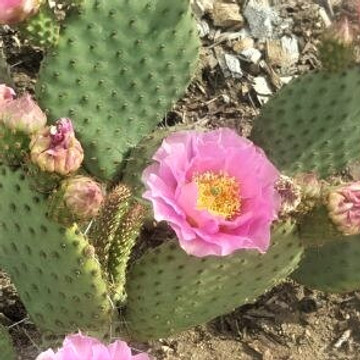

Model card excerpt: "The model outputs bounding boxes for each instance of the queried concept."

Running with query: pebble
[213,0,243,28]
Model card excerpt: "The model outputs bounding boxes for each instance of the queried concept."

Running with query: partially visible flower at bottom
[142,128,281,257]
[327,181,360,235]
[30,118,84,175]
[35,333,150,360]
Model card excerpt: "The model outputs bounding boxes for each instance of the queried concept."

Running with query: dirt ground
[1,0,360,359]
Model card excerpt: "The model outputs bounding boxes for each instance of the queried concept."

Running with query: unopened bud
[62,176,105,220]
[327,182,360,235]
[30,118,84,175]
[0,0,42,25]
[1,93,47,134]
[0,84,15,105]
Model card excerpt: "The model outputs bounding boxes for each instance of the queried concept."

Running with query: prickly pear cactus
[251,66,360,178]
[291,236,360,293]
[0,165,112,334]
[36,0,200,180]
[124,221,304,340]
[0,324,15,360]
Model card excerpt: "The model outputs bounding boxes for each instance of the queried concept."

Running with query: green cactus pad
[291,236,360,293]
[0,125,29,166]
[121,128,172,200]
[36,0,200,180]
[0,165,111,334]
[0,324,16,360]
[124,221,304,340]
[251,66,360,178]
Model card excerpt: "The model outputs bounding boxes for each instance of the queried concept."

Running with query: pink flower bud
[0,93,47,134]
[30,118,84,175]
[0,0,42,25]
[327,182,360,235]
[0,84,16,105]
[62,176,105,219]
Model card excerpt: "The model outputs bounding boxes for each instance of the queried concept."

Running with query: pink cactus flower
[327,182,360,235]
[30,118,84,175]
[35,333,150,360]
[0,93,47,134]
[0,84,16,105]
[0,0,41,25]
[62,176,105,219]
[142,128,281,257]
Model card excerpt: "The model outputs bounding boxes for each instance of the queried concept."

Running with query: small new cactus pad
[0,165,111,334]
[291,236,360,292]
[36,0,200,180]
[0,324,15,360]
[251,66,360,178]
[108,203,145,304]
[88,184,131,268]
[123,221,304,340]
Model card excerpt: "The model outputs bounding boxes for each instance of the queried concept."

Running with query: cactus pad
[0,165,111,334]
[0,324,15,360]
[291,236,360,293]
[251,66,360,178]
[36,0,200,180]
[124,222,304,340]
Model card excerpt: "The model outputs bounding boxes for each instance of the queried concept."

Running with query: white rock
[244,0,280,40]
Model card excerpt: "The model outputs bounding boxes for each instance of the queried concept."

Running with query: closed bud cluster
[30,118,84,175]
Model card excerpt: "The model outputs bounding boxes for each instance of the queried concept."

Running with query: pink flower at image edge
[36,333,150,360]
[142,128,281,257]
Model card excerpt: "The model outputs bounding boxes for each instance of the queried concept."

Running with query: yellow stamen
[193,171,241,219]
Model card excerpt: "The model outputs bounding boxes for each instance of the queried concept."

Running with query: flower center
[193,171,241,219]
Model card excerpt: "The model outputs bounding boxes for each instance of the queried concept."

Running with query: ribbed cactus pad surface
[251,66,360,178]
[124,222,304,340]
[0,324,15,360]
[0,165,111,334]
[291,236,360,292]
[36,0,199,180]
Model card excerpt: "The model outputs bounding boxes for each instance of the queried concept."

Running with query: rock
[233,37,255,53]
[214,47,242,78]
[240,47,262,63]
[266,35,299,69]
[191,0,214,18]
[213,0,243,28]
[244,0,280,39]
